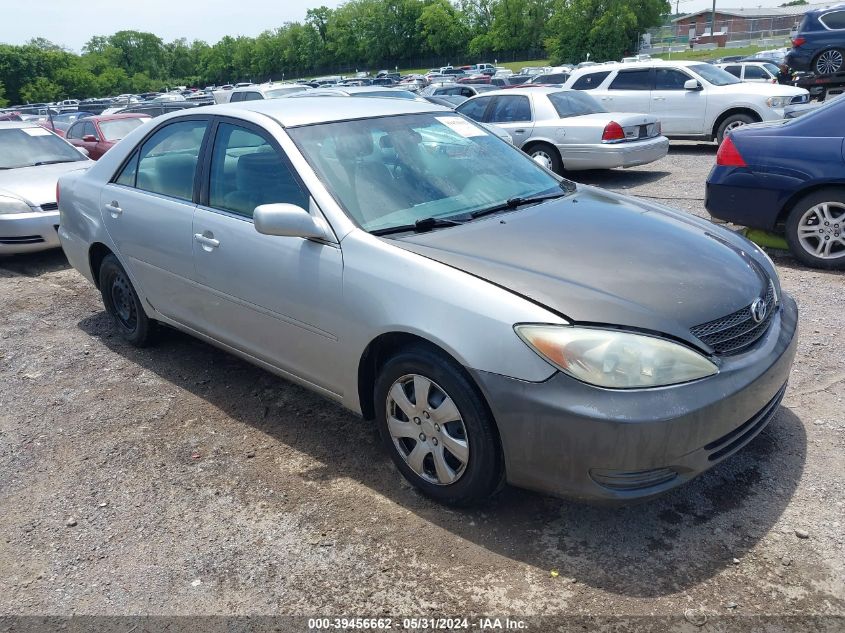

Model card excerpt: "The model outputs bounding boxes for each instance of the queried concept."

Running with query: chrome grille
[690,281,777,355]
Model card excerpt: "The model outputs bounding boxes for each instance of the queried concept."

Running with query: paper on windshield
[22,127,52,136]
[435,116,486,138]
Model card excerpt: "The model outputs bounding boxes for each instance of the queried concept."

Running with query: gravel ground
[1,142,843,630]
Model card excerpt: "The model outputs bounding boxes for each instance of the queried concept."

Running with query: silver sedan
[455,87,669,171]
[0,122,92,255]
[58,98,795,505]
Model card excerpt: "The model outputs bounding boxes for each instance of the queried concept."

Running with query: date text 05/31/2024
[307,617,529,630]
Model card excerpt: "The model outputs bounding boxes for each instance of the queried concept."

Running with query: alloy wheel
[796,201,845,260]
[816,50,844,74]
[385,374,469,486]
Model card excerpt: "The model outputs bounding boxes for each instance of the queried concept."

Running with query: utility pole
[711,0,717,37]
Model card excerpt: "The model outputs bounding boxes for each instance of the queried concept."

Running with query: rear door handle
[194,233,220,249]
[653,97,666,101]
[104,200,122,217]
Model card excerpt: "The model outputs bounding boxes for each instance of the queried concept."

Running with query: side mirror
[82,134,98,142]
[253,203,330,241]
[684,79,703,91]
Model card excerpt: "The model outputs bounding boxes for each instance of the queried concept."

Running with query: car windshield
[99,118,147,141]
[548,91,606,117]
[689,63,741,86]
[0,127,86,169]
[763,62,780,76]
[288,113,567,233]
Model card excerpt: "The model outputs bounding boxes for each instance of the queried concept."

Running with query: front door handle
[653,97,666,101]
[194,233,220,249]
[514,129,526,134]
[104,200,122,217]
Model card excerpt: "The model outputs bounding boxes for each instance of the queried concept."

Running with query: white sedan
[455,87,668,172]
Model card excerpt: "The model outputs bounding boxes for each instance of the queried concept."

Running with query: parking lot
[1,141,843,624]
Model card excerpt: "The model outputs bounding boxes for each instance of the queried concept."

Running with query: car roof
[472,87,567,97]
[567,59,705,75]
[195,96,447,127]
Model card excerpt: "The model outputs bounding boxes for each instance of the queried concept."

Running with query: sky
[0,0,817,53]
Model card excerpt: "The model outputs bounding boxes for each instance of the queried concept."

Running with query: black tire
[98,254,156,346]
[524,142,563,174]
[785,188,845,270]
[374,344,503,505]
[814,48,845,75]
[716,113,755,144]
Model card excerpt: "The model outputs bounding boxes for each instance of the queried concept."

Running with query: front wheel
[785,189,845,269]
[814,49,844,75]
[98,254,156,346]
[716,113,755,144]
[374,345,503,505]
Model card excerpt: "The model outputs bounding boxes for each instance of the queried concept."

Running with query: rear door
[100,117,211,325]
[600,68,653,112]
[191,118,343,390]
[484,95,534,146]
[651,67,705,135]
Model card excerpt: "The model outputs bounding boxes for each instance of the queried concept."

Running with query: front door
[100,118,210,325]
[191,120,343,391]
[651,67,705,135]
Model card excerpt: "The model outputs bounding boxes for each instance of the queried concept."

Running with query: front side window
[456,96,492,121]
[135,120,208,201]
[609,69,652,90]
[488,96,531,123]
[208,122,307,218]
[571,71,611,90]
[288,113,564,233]
[654,68,691,90]
[744,65,769,80]
[115,150,139,186]
[241,92,263,101]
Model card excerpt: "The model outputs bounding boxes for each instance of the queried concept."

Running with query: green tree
[419,0,468,56]
[20,77,62,102]
[0,81,8,107]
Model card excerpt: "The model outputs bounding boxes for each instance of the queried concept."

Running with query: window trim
[196,115,312,223]
[108,115,213,205]
[652,67,693,91]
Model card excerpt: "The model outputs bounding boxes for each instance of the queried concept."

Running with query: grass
[652,43,790,62]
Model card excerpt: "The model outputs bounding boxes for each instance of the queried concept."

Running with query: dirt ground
[1,143,843,630]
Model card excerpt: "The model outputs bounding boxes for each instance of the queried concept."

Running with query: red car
[66,113,150,160]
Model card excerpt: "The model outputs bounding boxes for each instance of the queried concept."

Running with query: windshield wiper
[30,159,78,166]
[370,215,467,236]
[470,188,571,220]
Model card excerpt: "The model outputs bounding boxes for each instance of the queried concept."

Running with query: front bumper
[557,136,669,171]
[472,294,798,503]
[0,211,61,255]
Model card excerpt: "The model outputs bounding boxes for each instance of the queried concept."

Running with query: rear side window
[488,96,531,122]
[135,120,208,201]
[208,123,308,218]
[538,73,570,84]
[723,65,741,78]
[820,10,845,29]
[571,71,610,90]
[609,69,652,90]
[456,96,492,121]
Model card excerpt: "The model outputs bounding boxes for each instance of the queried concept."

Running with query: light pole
[711,0,717,39]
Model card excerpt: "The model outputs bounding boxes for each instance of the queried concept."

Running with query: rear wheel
[525,142,562,174]
[814,49,844,75]
[98,254,156,346]
[374,345,503,505]
[785,188,845,270]
[716,113,755,144]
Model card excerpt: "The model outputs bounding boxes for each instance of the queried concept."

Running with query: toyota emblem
[750,298,768,323]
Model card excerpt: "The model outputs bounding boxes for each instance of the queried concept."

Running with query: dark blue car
[786,6,845,74]
[705,96,845,269]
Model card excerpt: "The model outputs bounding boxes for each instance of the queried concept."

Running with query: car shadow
[667,142,718,155]
[77,311,807,599]
[0,249,70,278]
[572,169,670,189]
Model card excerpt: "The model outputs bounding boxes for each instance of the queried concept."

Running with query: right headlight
[0,194,33,215]
[515,325,718,389]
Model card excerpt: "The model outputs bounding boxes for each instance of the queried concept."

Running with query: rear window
[820,10,845,29]
[547,91,605,117]
[571,71,610,90]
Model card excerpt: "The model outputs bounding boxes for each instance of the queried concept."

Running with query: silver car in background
[58,98,796,505]
[0,122,92,255]
[455,87,668,172]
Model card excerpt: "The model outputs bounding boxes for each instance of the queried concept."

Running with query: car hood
[0,161,91,207]
[709,81,806,97]
[393,186,770,348]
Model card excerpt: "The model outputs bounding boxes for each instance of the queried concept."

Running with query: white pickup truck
[563,60,809,143]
